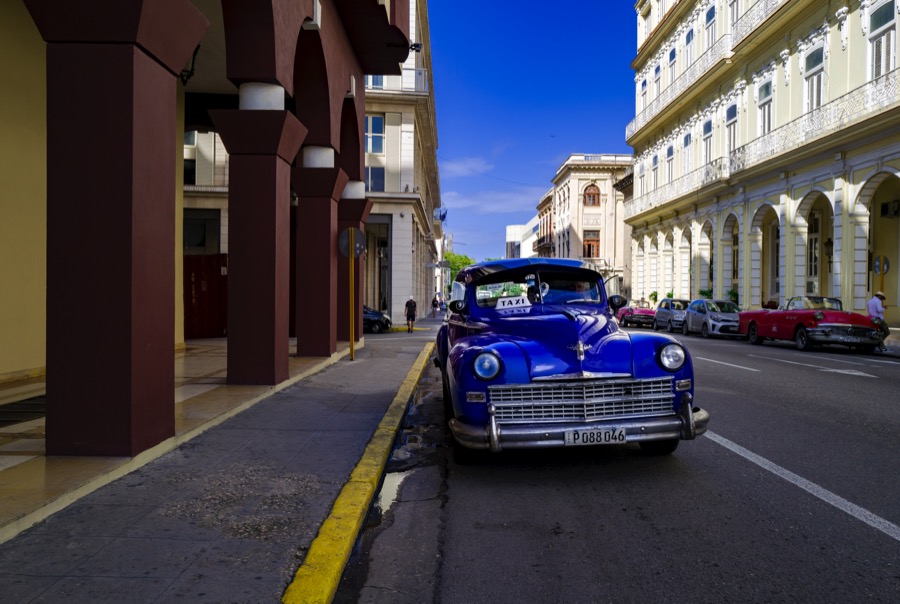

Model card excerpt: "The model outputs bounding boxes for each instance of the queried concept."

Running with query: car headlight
[658,343,686,372]
[710,313,723,321]
[814,311,824,320]
[473,352,502,380]
[674,311,685,318]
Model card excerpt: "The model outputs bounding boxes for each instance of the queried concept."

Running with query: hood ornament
[568,340,591,361]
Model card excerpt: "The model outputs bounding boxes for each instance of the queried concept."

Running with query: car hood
[470,306,634,379]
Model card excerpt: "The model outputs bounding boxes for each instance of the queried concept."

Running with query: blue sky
[429,1,638,262]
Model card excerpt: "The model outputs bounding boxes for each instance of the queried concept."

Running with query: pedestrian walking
[867,290,892,352]
[405,295,417,333]
[431,294,440,318]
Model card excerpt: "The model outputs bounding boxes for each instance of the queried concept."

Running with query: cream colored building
[626,0,900,324]
[364,0,442,321]
[550,154,633,294]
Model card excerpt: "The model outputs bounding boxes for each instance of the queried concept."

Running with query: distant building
[505,216,539,259]
[364,0,442,321]
[626,0,899,322]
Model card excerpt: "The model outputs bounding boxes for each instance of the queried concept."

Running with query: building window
[725,104,738,155]
[685,29,695,67]
[641,79,648,110]
[584,185,600,206]
[666,145,674,182]
[702,120,713,164]
[652,155,659,190]
[804,46,825,112]
[184,131,197,146]
[732,233,740,281]
[654,64,661,96]
[683,133,693,175]
[705,6,717,50]
[758,79,773,135]
[183,159,196,186]
[669,48,677,84]
[365,166,385,192]
[870,1,896,80]
[365,75,384,89]
[729,0,740,36]
[365,115,385,154]
[638,164,646,196]
[583,230,600,259]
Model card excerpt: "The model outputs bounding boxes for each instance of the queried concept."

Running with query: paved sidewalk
[0,317,444,603]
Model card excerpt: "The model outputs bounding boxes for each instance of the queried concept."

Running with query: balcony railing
[626,67,900,219]
[365,68,429,94]
[625,157,730,219]
[730,67,900,174]
[627,0,793,140]
[627,34,732,140]
[732,0,789,47]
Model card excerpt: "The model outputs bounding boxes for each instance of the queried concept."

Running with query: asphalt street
[338,329,900,603]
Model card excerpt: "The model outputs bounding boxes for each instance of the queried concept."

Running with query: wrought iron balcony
[365,67,429,94]
[732,0,789,47]
[625,157,730,219]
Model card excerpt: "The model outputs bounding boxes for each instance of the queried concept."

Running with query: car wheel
[682,321,690,336]
[666,320,674,333]
[748,323,764,345]
[640,439,679,456]
[652,319,659,331]
[369,321,382,334]
[701,323,710,338]
[441,367,454,421]
[795,326,811,351]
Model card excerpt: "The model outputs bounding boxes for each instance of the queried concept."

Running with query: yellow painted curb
[282,342,435,604]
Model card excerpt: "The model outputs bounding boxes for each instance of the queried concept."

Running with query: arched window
[583,184,600,207]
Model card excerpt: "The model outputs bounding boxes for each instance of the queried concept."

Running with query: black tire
[682,321,690,336]
[795,326,811,351]
[640,439,680,456]
[652,319,659,331]
[666,320,674,333]
[622,318,629,327]
[441,367,454,421]
[748,323,763,345]
[369,321,382,334]
[701,323,710,338]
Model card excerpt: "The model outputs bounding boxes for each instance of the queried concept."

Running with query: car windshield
[671,299,689,310]
[472,270,602,308]
[632,300,651,309]
[707,300,740,313]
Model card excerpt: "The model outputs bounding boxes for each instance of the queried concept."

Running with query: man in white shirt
[867,291,891,352]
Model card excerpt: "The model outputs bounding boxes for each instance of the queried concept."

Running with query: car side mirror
[449,299,467,314]
[608,294,627,313]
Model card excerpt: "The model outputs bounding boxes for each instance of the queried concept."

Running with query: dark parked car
[434,258,709,463]
[363,305,392,334]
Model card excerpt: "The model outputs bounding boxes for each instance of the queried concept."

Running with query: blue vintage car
[434,258,709,462]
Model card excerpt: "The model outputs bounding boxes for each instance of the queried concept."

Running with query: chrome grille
[488,377,675,424]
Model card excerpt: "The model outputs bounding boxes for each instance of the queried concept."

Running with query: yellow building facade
[627,0,900,324]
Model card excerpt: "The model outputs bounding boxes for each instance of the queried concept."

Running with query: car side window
[450,281,466,302]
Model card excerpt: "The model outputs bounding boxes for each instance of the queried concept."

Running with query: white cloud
[442,185,547,215]
[439,156,495,179]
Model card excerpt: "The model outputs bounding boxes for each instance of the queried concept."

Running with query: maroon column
[211,110,306,384]
[337,198,373,342]
[293,167,349,356]
[25,0,207,456]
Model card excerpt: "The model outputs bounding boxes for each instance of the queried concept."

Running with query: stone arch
[722,213,740,300]
[339,97,362,180]
[292,26,333,148]
[854,170,900,315]
[635,237,646,300]
[649,235,660,299]
[699,220,714,293]
[749,201,781,307]
[795,189,833,297]
[678,224,693,298]
[663,230,675,297]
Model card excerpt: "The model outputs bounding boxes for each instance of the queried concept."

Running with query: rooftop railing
[365,67,429,94]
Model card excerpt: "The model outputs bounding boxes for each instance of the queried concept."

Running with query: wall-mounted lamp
[824,237,833,272]
[409,42,423,53]
[180,45,201,86]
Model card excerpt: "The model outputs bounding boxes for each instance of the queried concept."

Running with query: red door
[183,254,228,339]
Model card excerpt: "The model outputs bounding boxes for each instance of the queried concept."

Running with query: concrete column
[337,185,372,342]
[211,109,306,384]
[25,0,207,456]
[293,156,349,356]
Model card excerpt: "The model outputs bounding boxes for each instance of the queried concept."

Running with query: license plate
[565,427,626,446]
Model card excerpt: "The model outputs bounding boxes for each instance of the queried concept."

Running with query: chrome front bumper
[449,396,709,452]
[807,325,881,346]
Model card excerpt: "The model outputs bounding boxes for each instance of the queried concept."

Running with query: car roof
[454,258,599,283]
